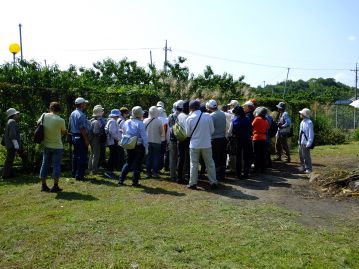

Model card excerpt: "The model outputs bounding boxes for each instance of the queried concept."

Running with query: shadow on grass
[0,174,39,186]
[140,185,186,197]
[55,191,98,201]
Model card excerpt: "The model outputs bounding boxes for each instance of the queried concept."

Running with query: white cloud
[348,35,356,41]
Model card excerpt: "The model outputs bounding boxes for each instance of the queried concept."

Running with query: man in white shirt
[298,108,314,174]
[186,100,218,190]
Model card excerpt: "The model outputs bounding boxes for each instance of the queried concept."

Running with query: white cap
[227,100,239,106]
[176,100,184,109]
[6,108,20,118]
[132,106,144,118]
[156,101,165,108]
[206,99,217,109]
[299,108,311,118]
[75,97,89,105]
[244,101,254,107]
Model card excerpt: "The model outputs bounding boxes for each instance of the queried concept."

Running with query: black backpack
[268,119,278,138]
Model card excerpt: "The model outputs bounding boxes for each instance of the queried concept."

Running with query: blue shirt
[69,108,90,134]
[123,118,148,150]
[232,116,252,142]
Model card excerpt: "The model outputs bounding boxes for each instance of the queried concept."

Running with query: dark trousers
[212,137,227,181]
[146,142,161,175]
[236,140,252,177]
[2,148,17,178]
[177,139,190,181]
[253,140,267,172]
[158,141,167,171]
[107,144,120,172]
[72,135,88,180]
[120,145,145,184]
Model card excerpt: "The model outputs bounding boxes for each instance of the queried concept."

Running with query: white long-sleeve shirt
[298,118,314,147]
[105,118,121,146]
[186,110,214,149]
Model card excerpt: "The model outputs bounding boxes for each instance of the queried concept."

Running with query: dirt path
[217,161,359,228]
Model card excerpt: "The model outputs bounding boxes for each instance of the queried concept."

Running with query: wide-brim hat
[132,106,144,118]
[6,108,20,118]
[109,109,121,118]
[276,102,286,109]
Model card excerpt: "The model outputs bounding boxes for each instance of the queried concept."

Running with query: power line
[174,48,351,71]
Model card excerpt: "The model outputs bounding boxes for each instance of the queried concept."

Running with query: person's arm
[78,114,90,146]
[281,112,291,128]
[306,121,314,148]
[139,122,148,154]
[61,119,67,136]
[8,121,19,149]
[185,117,192,137]
[209,116,214,135]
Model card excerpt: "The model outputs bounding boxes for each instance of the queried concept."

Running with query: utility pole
[163,40,171,73]
[351,63,358,100]
[149,50,153,66]
[18,23,23,61]
[282,67,290,100]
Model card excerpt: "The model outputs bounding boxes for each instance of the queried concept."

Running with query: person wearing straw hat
[298,108,314,174]
[2,108,21,178]
[88,105,106,175]
[119,106,148,187]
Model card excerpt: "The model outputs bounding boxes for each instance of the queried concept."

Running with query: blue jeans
[146,142,161,175]
[72,135,88,180]
[39,148,63,179]
[120,145,145,184]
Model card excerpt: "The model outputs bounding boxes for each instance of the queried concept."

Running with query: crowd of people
[1,97,315,192]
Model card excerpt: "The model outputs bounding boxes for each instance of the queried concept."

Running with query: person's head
[109,109,121,120]
[182,100,190,114]
[6,108,20,120]
[157,106,167,118]
[232,105,245,118]
[243,101,254,113]
[299,108,311,119]
[149,106,160,118]
[257,107,268,119]
[143,110,149,119]
[49,102,61,114]
[227,100,239,109]
[75,97,89,110]
[221,105,229,113]
[156,101,165,109]
[189,100,201,112]
[276,102,286,112]
[250,98,257,108]
[175,100,184,112]
[206,99,218,112]
[120,107,129,118]
[92,105,104,118]
[132,106,144,119]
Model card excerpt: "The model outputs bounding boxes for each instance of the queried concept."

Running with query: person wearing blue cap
[104,109,121,179]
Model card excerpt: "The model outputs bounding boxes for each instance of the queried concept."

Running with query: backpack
[92,118,107,143]
[268,120,278,138]
[168,114,178,142]
[173,118,187,142]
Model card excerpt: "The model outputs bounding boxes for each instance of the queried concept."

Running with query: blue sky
[0,0,358,87]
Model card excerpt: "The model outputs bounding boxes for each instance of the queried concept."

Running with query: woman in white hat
[119,106,148,186]
[2,108,21,178]
[298,108,314,174]
[88,105,106,175]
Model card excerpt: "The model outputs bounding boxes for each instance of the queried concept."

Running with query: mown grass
[1,170,359,269]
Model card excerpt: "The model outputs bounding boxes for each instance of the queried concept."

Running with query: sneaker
[210,183,219,190]
[104,171,115,179]
[132,182,141,187]
[187,184,197,190]
[273,157,282,161]
[298,167,305,172]
[41,184,51,192]
[50,185,63,192]
[304,169,312,174]
[118,180,124,186]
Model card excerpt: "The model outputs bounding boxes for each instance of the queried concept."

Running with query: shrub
[352,128,359,141]
[314,115,346,145]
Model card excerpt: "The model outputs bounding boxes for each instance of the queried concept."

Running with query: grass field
[1,143,359,268]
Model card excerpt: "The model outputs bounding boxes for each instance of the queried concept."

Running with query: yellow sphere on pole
[9,43,21,54]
